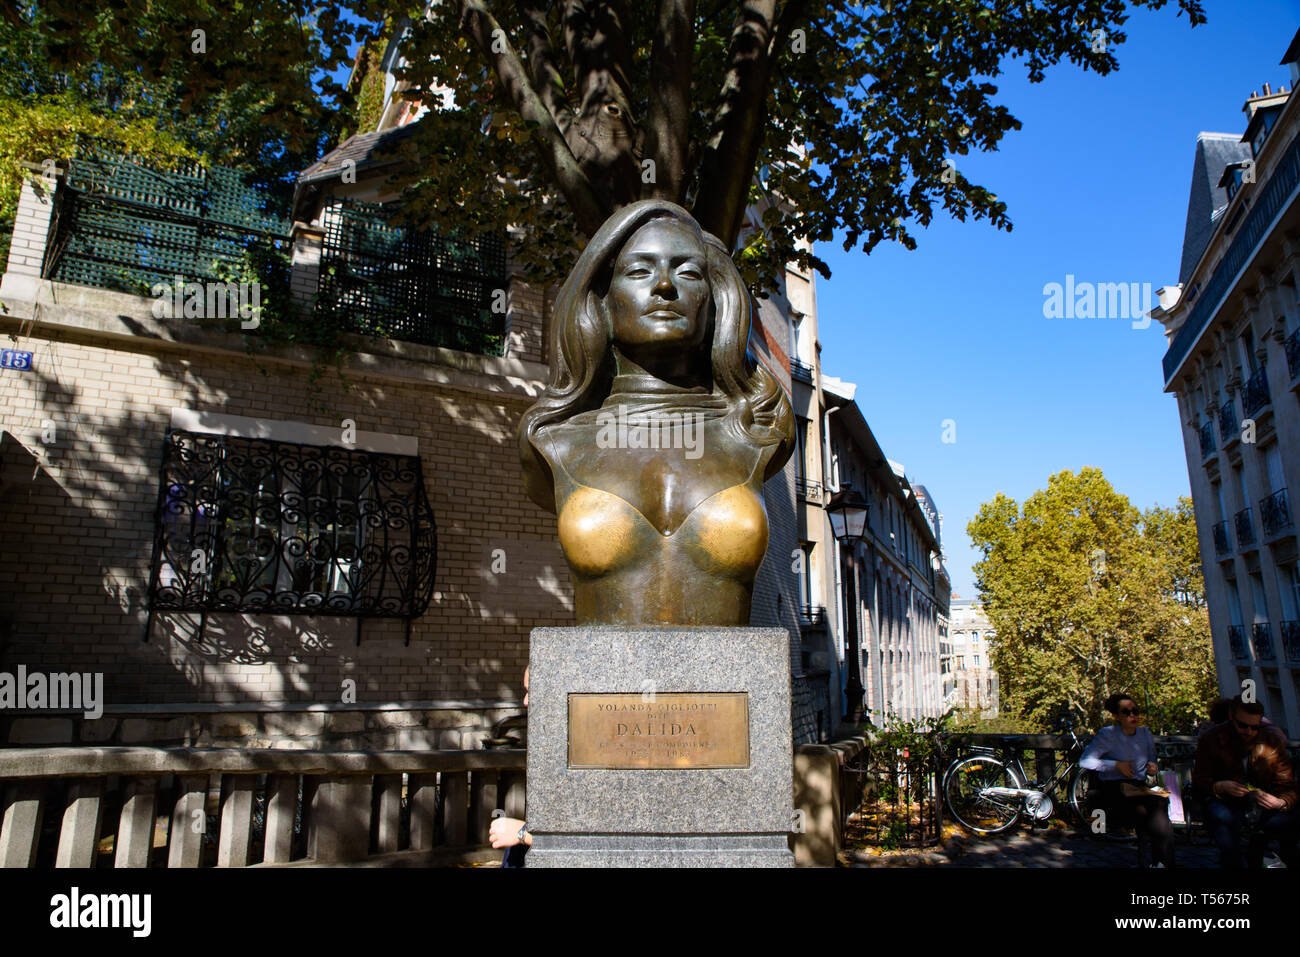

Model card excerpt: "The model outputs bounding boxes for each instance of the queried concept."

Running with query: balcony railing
[795,476,822,502]
[1163,121,1300,383]
[1211,520,1231,557]
[1218,397,1237,444]
[1198,420,1216,460]
[799,604,827,627]
[1228,625,1249,659]
[1254,622,1275,660]
[1260,488,1292,539]
[1241,365,1271,418]
[790,358,815,384]
[1235,508,1256,549]
[1287,327,1300,382]
[1281,620,1300,663]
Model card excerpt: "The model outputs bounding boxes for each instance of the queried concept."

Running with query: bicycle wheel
[1068,766,1098,829]
[944,755,1024,835]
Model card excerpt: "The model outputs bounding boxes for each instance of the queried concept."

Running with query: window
[146,429,437,643]
[798,543,815,608]
[973,655,980,667]
[795,417,810,484]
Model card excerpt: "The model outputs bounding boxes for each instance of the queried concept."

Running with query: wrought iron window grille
[1218,398,1236,443]
[1235,508,1256,549]
[144,429,436,646]
[1253,622,1275,660]
[1211,520,1231,557]
[1242,365,1271,418]
[1227,625,1248,659]
[1198,420,1216,460]
[1260,488,1292,538]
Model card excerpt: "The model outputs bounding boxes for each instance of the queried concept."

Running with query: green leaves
[968,469,1214,733]
[4,0,1206,301]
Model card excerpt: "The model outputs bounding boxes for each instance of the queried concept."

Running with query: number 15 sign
[1,350,33,370]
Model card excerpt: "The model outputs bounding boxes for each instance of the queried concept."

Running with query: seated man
[1192,696,1298,868]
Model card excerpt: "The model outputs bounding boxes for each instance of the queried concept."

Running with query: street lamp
[827,483,869,722]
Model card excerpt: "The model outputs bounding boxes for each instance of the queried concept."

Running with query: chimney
[1263,82,1272,95]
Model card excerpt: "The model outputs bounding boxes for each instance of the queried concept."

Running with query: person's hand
[1116,761,1135,778]
[1146,762,1158,777]
[1254,790,1286,811]
[489,816,527,849]
[1216,780,1250,798]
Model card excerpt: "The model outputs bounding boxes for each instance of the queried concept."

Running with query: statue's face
[606,219,711,355]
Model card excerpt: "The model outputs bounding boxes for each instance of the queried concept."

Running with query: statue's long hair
[519,199,794,513]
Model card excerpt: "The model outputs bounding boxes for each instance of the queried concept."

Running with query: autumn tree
[8,0,1206,291]
[968,468,1215,733]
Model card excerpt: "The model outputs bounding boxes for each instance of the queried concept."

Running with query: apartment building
[1153,29,1300,733]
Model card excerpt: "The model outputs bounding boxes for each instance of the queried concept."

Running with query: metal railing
[1163,123,1300,383]
[790,358,815,383]
[0,746,524,868]
[842,738,942,849]
[1242,365,1271,418]
[1211,520,1231,557]
[1218,397,1237,444]
[1228,625,1249,659]
[799,604,827,627]
[1198,420,1216,460]
[1282,620,1300,663]
[795,476,822,501]
[1235,508,1256,549]
[1254,622,1276,660]
[1259,488,1292,538]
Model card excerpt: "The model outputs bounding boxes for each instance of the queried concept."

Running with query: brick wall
[0,321,570,734]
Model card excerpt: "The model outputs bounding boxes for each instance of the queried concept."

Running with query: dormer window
[1251,108,1279,156]
[1219,162,1251,202]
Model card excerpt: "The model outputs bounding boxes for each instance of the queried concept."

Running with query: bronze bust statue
[519,200,794,626]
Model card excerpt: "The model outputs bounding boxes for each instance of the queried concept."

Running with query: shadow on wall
[0,324,571,710]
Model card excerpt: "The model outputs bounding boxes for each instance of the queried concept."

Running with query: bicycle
[942,713,1109,836]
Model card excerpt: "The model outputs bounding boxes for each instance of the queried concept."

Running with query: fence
[37,148,510,358]
[46,150,291,296]
[841,739,942,848]
[0,746,524,867]
[316,200,508,356]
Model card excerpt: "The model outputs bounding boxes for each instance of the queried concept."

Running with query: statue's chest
[551,423,756,536]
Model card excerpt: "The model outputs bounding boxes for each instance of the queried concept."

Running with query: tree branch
[691,0,787,248]
[459,0,607,235]
[515,0,573,132]
[643,0,695,203]
[560,0,640,211]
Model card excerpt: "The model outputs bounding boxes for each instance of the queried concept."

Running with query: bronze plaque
[567,692,750,769]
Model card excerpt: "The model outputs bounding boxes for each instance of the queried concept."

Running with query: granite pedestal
[526,626,794,867]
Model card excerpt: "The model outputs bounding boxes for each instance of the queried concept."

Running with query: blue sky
[814,0,1300,600]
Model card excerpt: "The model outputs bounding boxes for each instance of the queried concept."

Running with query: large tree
[968,468,1215,732]
[7,0,1205,291]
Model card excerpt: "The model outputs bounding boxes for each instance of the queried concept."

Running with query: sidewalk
[844,825,1222,867]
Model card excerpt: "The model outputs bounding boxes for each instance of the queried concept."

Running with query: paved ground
[845,824,1222,868]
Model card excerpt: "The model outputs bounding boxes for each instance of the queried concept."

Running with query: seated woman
[1079,693,1174,867]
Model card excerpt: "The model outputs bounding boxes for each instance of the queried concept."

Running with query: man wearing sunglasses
[1192,695,1297,868]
